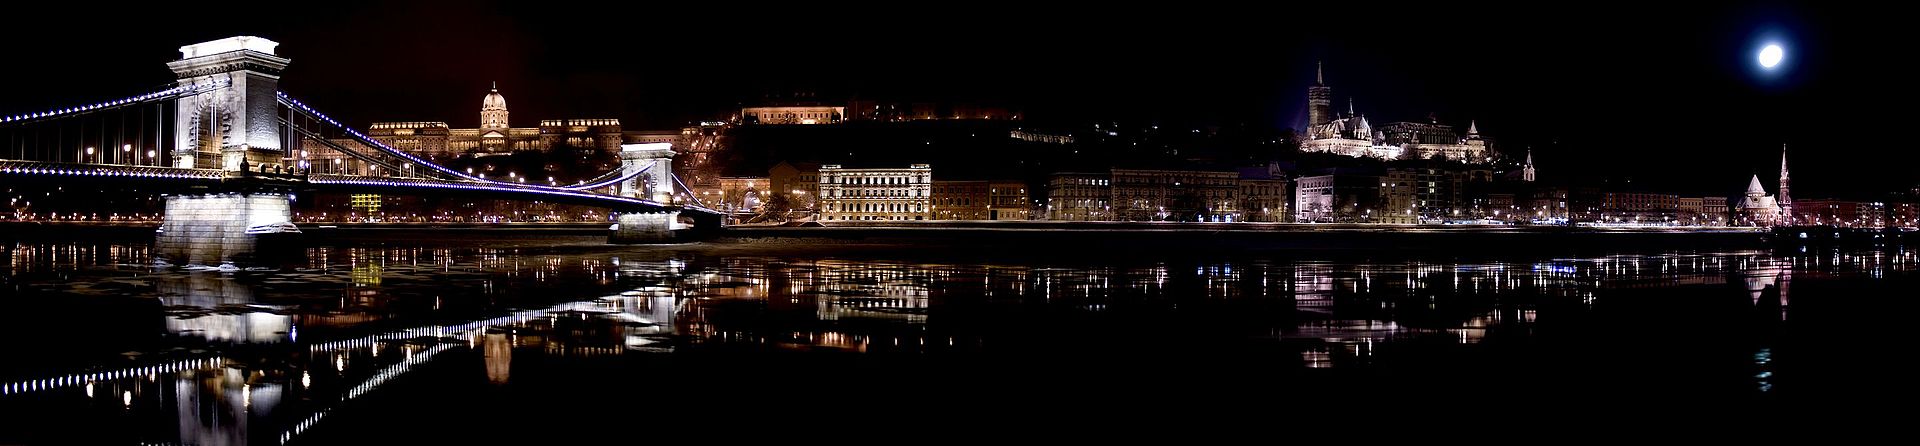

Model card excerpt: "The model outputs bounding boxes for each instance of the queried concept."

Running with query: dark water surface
[1,233,1913,443]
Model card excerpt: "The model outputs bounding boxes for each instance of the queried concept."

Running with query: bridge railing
[0,159,225,180]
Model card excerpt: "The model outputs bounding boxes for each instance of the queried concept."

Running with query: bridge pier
[156,193,301,265]
[609,211,679,244]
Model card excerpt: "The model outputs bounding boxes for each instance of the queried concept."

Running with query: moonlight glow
[1758,44,1784,68]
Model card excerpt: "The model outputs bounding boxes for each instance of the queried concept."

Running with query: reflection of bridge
[0,36,720,263]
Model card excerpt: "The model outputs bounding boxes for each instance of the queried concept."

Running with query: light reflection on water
[1,238,1916,443]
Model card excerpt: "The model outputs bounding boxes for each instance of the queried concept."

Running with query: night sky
[0,1,1905,198]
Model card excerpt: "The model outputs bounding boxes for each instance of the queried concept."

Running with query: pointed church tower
[1778,144,1793,223]
[1522,149,1536,182]
[1467,120,1480,138]
[1306,61,1333,127]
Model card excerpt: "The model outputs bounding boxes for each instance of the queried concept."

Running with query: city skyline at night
[3,3,1915,441]
[0,1,1901,199]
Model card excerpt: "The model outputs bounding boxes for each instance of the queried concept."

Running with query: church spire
[1778,144,1793,210]
[1780,144,1790,181]
[1316,60,1325,85]
[1347,97,1355,116]
[1467,120,1479,135]
[1522,148,1536,182]
[491,80,497,92]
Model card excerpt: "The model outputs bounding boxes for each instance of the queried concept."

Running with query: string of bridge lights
[0,356,226,396]
[0,79,230,125]
[0,160,223,180]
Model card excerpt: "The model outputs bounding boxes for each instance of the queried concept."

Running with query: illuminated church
[1300,62,1490,162]
[1737,147,1794,226]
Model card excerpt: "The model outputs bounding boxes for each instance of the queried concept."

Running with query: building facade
[932,180,990,220]
[361,86,630,160]
[768,161,821,210]
[1793,199,1886,227]
[1046,172,1111,221]
[988,181,1031,220]
[1237,165,1289,223]
[1601,192,1682,224]
[1110,169,1239,222]
[1378,120,1490,162]
[1294,171,1381,223]
[817,164,932,221]
[739,106,845,125]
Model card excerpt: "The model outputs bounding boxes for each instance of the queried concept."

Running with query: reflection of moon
[1759,44,1783,68]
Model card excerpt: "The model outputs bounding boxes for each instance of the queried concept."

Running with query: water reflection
[1,238,1917,443]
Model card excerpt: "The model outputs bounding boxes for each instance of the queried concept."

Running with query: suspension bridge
[0,36,721,264]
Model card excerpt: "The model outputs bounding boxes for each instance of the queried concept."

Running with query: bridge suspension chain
[276,91,642,192]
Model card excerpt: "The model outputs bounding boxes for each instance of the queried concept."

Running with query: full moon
[1758,44,1784,68]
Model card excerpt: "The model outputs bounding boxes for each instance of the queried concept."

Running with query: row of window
[825,189,925,197]
[826,203,926,213]
[826,176,924,185]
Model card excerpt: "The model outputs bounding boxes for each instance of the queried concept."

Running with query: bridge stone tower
[619,143,676,203]
[611,143,684,243]
[167,36,289,171]
[157,37,299,265]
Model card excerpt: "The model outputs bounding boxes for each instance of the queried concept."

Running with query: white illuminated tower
[1522,149,1536,182]
[1778,144,1792,223]
[167,36,290,171]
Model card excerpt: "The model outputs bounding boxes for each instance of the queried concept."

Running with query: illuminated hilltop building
[1300,62,1490,163]
[359,84,630,159]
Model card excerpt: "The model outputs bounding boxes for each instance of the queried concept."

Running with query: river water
[1,233,1913,442]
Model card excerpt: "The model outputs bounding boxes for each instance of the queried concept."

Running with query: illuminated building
[1601,192,1681,224]
[1237,165,1289,222]
[1300,63,1487,162]
[1521,149,1537,182]
[1737,175,1785,226]
[349,194,381,215]
[1045,172,1110,221]
[1378,120,1490,162]
[931,180,989,220]
[1301,99,1400,159]
[1737,148,1794,226]
[348,85,636,160]
[988,180,1031,220]
[1110,169,1239,222]
[1010,129,1074,145]
[739,106,844,125]
[1792,199,1886,227]
[817,164,932,221]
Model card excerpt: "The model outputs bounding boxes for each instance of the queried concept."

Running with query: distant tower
[1778,144,1793,222]
[1467,120,1481,140]
[1522,148,1536,182]
[1306,61,1333,127]
[481,82,509,133]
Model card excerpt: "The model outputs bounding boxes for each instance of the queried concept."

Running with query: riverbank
[4,220,1772,255]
